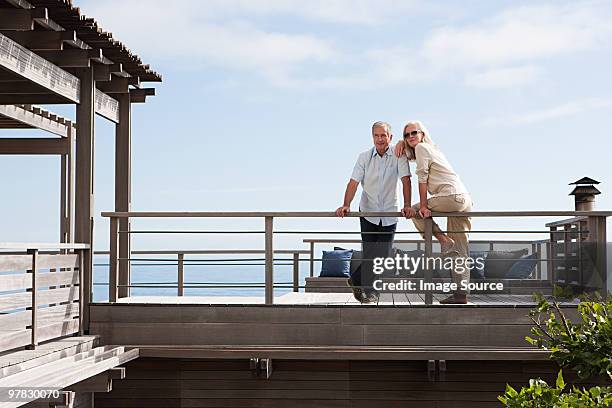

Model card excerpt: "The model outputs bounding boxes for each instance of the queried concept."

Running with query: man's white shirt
[350,145,411,226]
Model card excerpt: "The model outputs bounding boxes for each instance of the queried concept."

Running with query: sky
[1,0,612,251]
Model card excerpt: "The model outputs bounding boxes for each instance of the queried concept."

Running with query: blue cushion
[319,249,353,277]
[469,251,487,279]
[506,253,538,279]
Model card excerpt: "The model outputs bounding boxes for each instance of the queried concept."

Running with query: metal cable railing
[99,211,610,305]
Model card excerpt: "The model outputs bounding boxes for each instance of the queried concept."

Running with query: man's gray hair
[371,121,392,136]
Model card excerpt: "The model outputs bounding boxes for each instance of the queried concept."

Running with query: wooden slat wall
[0,252,81,352]
[95,358,598,408]
[90,304,580,348]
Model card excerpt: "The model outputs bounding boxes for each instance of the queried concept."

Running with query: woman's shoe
[439,293,468,304]
[440,240,458,256]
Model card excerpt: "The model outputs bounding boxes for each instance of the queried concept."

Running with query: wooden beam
[97,77,130,94]
[0,80,52,94]
[0,94,71,103]
[0,32,79,102]
[5,0,34,9]
[94,63,126,82]
[116,93,131,298]
[95,89,120,123]
[75,66,94,332]
[4,0,34,8]
[0,137,69,155]
[93,63,112,82]
[68,375,111,393]
[0,7,47,30]
[67,366,125,392]
[129,88,155,103]
[0,104,70,137]
[35,49,105,68]
[127,76,141,87]
[0,30,86,50]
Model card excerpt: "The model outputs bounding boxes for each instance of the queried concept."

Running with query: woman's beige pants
[411,193,472,293]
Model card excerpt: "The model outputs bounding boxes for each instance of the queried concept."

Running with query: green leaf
[555,370,565,390]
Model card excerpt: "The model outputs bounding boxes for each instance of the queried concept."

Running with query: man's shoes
[348,277,363,302]
[439,293,468,304]
[362,289,380,304]
[351,287,364,302]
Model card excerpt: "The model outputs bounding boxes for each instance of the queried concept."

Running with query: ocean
[92,256,300,301]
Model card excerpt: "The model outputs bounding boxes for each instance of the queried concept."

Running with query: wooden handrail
[302,239,548,244]
[0,243,90,250]
[93,249,310,255]
[101,211,612,218]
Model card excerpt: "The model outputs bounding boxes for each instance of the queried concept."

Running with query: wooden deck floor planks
[115,293,577,307]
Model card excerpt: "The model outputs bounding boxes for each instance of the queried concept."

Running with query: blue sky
[2,0,612,250]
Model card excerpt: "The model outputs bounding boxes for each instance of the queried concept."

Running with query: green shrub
[499,371,612,407]
[499,294,612,407]
[526,294,611,380]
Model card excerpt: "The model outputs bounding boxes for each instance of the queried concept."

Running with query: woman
[395,121,472,304]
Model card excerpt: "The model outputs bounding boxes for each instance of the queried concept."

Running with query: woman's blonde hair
[402,120,435,160]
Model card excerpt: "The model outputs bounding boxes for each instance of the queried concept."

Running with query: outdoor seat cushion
[506,252,538,279]
[319,249,353,277]
[484,249,529,279]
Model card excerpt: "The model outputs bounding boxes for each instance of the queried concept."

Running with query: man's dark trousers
[351,217,396,292]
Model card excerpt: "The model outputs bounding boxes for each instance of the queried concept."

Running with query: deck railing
[100,211,611,305]
[93,249,309,295]
[0,243,89,352]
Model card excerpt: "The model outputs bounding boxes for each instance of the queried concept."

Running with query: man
[336,121,414,303]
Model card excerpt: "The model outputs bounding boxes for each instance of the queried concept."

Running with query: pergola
[0,0,161,310]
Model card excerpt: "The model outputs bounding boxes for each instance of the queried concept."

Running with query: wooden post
[424,218,433,305]
[309,242,314,277]
[548,226,557,285]
[116,92,132,298]
[27,248,38,348]
[536,242,542,280]
[587,216,608,295]
[78,249,85,335]
[292,252,300,293]
[60,151,67,243]
[177,253,184,296]
[265,217,274,305]
[563,224,571,286]
[109,217,119,302]
[75,66,95,316]
[60,124,75,245]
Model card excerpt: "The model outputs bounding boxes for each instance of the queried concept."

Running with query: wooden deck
[91,294,580,351]
[114,292,579,307]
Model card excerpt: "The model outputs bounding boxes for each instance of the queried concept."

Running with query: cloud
[421,4,610,67]
[80,0,338,85]
[415,3,612,88]
[192,0,425,25]
[80,1,612,90]
[481,98,612,126]
[464,65,543,89]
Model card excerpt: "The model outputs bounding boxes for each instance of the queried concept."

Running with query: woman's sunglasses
[403,130,422,138]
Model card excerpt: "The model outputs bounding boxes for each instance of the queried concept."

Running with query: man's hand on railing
[335,206,350,217]
[401,206,417,218]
